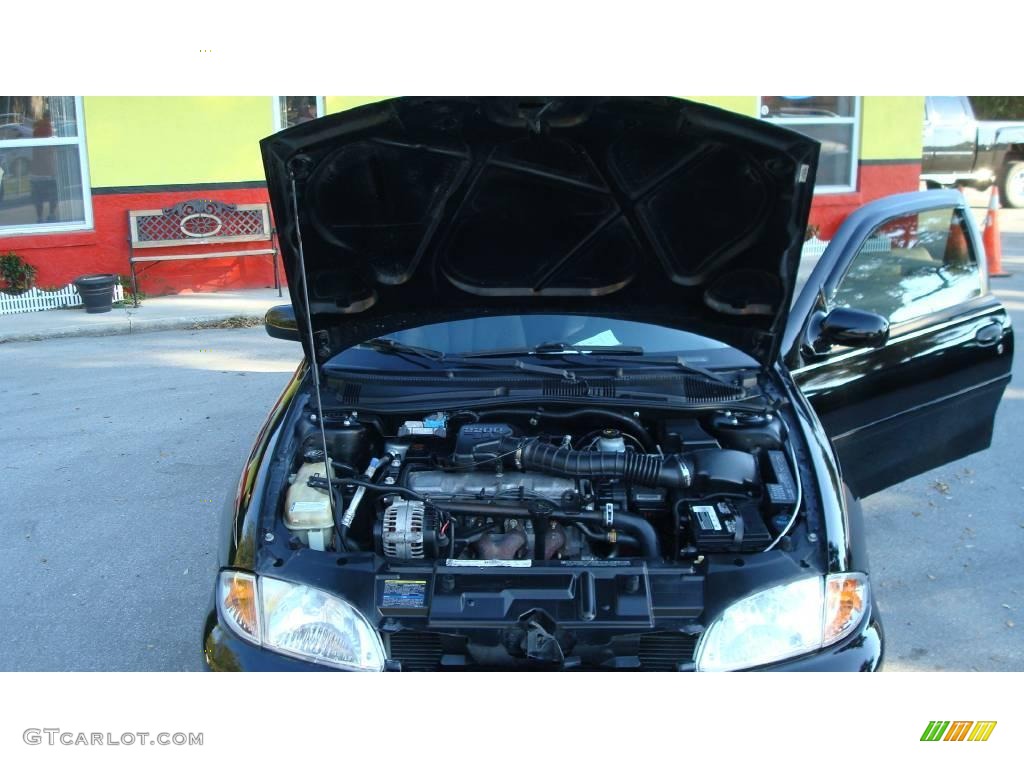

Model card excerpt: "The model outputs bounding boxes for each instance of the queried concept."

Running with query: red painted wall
[1,162,921,296]
[808,161,921,239]
[0,186,281,295]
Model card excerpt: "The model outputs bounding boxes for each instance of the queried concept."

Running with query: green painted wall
[325,96,388,114]
[685,96,759,117]
[79,95,924,189]
[860,96,924,160]
[83,96,272,187]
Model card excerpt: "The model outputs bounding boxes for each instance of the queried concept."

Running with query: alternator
[379,499,437,560]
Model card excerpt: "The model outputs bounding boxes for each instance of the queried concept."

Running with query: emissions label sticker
[381,579,427,608]
[693,505,721,531]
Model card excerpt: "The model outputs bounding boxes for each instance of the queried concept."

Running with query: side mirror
[265,304,301,342]
[811,307,890,354]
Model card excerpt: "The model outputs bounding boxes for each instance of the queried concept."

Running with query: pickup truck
[922,95,1024,208]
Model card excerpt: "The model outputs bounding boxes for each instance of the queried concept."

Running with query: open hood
[261,97,818,365]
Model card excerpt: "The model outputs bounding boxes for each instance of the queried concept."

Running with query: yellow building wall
[79,96,924,189]
[860,96,924,160]
[83,96,273,187]
[325,96,388,114]
[686,96,759,117]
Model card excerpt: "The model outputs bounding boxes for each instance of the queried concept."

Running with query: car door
[922,96,976,176]
[784,190,1013,499]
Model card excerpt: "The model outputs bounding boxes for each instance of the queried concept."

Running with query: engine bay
[282,405,800,564]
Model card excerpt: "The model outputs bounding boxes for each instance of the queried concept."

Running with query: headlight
[696,573,868,671]
[218,571,385,671]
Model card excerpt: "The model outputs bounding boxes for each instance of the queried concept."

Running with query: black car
[921,95,1024,208]
[203,97,1012,672]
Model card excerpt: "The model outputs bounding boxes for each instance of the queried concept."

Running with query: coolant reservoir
[284,459,334,551]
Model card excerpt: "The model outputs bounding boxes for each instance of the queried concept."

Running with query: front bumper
[202,601,884,672]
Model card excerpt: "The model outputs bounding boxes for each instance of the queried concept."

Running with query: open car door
[784,190,1013,498]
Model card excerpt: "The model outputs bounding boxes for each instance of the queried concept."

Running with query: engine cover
[453,423,515,468]
[406,470,576,502]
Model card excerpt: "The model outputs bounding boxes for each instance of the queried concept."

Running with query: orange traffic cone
[983,186,1010,277]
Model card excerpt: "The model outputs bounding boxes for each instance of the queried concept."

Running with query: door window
[831,207,981,326]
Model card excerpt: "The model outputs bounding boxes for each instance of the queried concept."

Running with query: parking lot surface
[1,202,1021,671]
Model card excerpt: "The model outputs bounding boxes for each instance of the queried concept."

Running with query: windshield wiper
[462,342,645,358]
[359,338,446,368]
[360,339,576,379]
[361,338,444,358]
[463,343,738,388]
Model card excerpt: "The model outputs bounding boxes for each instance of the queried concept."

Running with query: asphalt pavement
[0,199,1021,671]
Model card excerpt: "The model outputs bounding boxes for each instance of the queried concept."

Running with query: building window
[273,96,325,131]
[759,96,860,193]
[0,96,92,234]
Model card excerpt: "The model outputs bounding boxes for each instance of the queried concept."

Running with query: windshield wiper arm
[359,339,577,379]
[360,338,446,367]
[442,356,578,380]
[462,342,645,358]
[621,355,742,388]
[362,338,445,358]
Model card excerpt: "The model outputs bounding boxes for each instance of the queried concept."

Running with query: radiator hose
[500,436,693,488]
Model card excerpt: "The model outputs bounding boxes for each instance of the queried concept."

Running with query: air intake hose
[498,437,758,493]
[500,436,693,488]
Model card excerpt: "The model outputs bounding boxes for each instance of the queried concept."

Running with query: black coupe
[203,97,1011,671]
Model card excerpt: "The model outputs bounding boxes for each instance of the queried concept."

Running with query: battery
[687,499,772,553]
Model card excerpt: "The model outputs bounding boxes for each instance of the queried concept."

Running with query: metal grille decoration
[133,199,267,242]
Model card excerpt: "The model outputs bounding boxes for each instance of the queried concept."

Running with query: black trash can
[73,274,118,314]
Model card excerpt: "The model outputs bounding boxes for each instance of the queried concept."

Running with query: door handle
[975,322,1002,347]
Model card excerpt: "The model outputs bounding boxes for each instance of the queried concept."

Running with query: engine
[283,408,799,563]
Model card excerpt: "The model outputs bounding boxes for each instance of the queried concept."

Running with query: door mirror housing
[811,307,890,353]
[265,304,301,342]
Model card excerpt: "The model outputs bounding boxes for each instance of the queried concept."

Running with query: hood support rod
[290,173,336,523]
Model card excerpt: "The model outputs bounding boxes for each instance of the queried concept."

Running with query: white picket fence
[0,282,126,316]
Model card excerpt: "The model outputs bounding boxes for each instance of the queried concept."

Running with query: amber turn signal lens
[218,571,261,644]
[823,574,867,645]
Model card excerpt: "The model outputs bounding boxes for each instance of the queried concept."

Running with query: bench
[127,198,281,307]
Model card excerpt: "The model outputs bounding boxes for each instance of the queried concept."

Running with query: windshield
[372,314,757,367]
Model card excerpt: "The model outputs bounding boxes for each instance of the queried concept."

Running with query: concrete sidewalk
[0,288,287,343]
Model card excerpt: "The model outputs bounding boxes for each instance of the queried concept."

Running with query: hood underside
[262,97,818,364]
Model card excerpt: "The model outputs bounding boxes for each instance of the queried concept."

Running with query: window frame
[827,203,983,332]
[272,96,325,132]
[0,95,93,236]
[758,96,861,194]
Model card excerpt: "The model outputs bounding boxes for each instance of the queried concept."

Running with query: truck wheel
[1000,161,1024,208]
